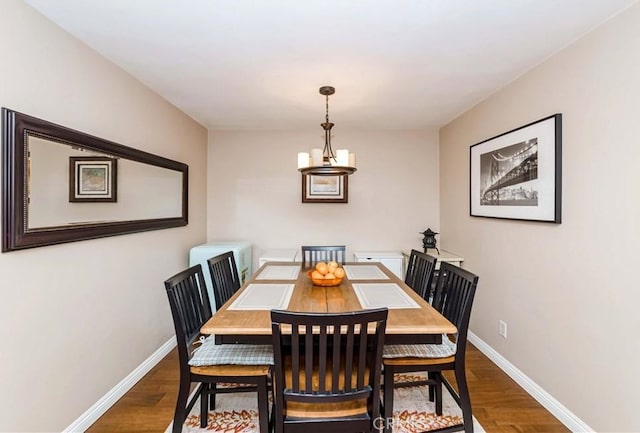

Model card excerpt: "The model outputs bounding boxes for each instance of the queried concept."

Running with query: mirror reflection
[27,135,183,229]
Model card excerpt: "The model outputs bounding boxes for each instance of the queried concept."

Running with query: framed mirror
[2,108,188,252]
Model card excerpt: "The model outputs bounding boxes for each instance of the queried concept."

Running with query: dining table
[201,261,457,345]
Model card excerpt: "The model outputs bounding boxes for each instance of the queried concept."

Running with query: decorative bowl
[307,270,344,287]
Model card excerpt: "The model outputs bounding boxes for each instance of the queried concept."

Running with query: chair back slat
[332,330,341,391]
[356,326,368,389]
[305,329,314,393]
[318,325,328,393]
[207,251,241,310]
[164,265,212,372]
[291,324,300,391]
[344,324,355,391]
[301,245,346,267]
[271,308,387,410]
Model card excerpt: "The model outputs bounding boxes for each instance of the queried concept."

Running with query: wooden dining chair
[206,251,241,310]
[404,249,438,301]
[382,262,479,433]
[270,308,388,433]
[165,264,272,433]
[301,245,346,267]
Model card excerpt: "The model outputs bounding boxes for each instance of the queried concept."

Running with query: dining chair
[165,264,272,433]
[404,249,438,301]
[382,262,479,433]
[206,251,241,310]
[270,308,388,433]
[301,245,346,267]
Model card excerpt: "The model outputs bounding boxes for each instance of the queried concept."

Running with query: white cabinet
[401,249,464,271]
[353,251,404,279]
[258,248,301,267]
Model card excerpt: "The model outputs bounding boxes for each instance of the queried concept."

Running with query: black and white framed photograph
[69,156,117,202]
[470,114,561,223]
[301,174,348,203]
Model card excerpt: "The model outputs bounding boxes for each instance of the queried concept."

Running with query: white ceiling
[24,0,638,130]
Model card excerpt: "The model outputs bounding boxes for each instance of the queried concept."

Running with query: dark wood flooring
[87,343,569,432]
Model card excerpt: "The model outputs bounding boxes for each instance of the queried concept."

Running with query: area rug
[166,373,485,432]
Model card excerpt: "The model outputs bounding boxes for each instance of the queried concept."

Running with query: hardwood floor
[87,343,569,432]
[455,344,569,433]
[87,349,181,433]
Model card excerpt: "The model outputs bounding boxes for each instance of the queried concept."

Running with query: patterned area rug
[166,374,485,432]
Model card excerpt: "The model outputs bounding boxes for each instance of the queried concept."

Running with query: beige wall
[207,130,439,267]
[0,1,207,431]
[440,4,640,432]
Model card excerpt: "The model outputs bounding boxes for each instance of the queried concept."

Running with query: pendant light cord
[324,93,335,162]
[326,94,330,123]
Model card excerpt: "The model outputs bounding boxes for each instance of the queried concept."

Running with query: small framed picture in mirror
[69,156,117,202]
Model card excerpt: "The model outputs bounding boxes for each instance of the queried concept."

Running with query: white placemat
[343,265,389,280]
[351,283,420,309]
[255,265,300,280]
[228,284,295,310]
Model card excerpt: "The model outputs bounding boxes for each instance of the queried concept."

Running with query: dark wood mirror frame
[2,108,188,252]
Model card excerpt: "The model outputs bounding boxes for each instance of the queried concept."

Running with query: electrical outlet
[499,320,507,339]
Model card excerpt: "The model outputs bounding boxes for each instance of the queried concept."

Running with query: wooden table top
[201,262,456,341]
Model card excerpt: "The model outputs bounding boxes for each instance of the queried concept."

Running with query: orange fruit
[334,268,345,278]
[315,262,329,274]
[311,270,324,279]
[324,272,336,279]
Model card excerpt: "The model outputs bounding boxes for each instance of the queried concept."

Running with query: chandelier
[297,86,357,176]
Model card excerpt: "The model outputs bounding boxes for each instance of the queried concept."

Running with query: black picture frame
[301,174,348,203]
[69,156,118,202]
[469,114,562,223]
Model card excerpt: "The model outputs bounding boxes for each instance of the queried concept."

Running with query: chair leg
[273,403,283,433]
[209,382,217,410]
[383,365,395,433]
[257,375,269,433]
[273,380,283,433]
[172,377,191,433]
[435,372,443,416]
[200,383,209,428]
[454,364,474,433]
[428,372,436,402]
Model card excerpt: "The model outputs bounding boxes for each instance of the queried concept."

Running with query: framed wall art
[301,174,348,203]
[470,114,562,223]
[69,156,117,202]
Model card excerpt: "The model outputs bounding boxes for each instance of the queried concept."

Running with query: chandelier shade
[297,86,356,176]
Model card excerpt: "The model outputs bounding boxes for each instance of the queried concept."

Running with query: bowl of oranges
[308,261,346,287]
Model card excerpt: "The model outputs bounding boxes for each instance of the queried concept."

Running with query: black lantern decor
[420,228,439,254]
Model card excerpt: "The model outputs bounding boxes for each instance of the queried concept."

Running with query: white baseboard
[63,337,177,433]
[467,332,593,433]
